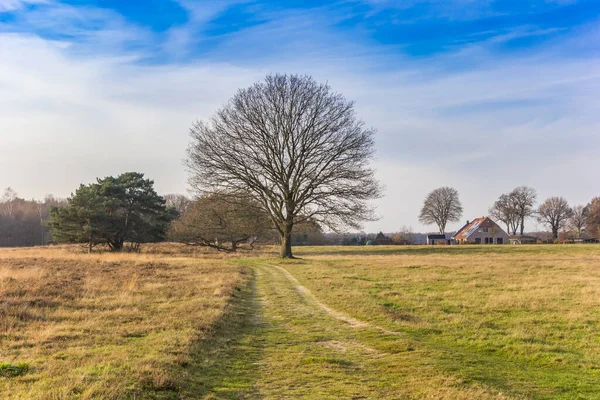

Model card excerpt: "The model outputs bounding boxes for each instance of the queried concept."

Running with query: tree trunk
[108,239,124,252]
[552,227,559,240]
[279,222,293,258]
[520,217,525,235]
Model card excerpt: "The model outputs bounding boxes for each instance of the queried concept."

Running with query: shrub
[0,362,29,377]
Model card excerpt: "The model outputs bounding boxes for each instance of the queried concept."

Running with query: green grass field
[2,244,600,399]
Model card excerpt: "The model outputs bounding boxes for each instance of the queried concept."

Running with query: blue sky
[2,0,598,60]
[1,0,599,232]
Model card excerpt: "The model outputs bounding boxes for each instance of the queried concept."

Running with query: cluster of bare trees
[418,185,600,241]
[168,193,272,252]
[490,187,599,240]
[489,186,537,236]
[0,187,66,247]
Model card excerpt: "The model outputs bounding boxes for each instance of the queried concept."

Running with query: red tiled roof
[453,217,487,240]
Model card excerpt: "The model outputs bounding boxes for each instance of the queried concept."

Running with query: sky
[1,0,599,233]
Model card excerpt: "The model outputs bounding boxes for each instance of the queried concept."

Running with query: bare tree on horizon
[489,193,520,235]
[586,197,600,239]
[537,196,572,240]
[511,186,537,235]
[418,187,463,234]
[569,205,587,238]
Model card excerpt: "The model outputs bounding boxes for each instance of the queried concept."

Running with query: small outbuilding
[452,217,509,245]
[509,235,538,245]
[426,234,448,245]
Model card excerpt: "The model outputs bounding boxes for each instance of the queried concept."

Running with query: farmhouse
[452,217,509,245]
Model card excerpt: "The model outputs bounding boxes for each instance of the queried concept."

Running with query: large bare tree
[537,196,572,240]
[186,74,382,258]
[568,205,587,238]
[510,186,537,235]
[418,187,463,234]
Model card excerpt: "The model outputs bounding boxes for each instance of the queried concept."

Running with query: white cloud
[0,0,47,11]
[0,33,265,197]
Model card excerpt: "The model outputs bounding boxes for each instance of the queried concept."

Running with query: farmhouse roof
[454,220,471,238]
[452,217,487,240]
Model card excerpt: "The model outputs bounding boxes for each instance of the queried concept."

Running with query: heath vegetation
[0,246,249,399]
[3,244,600,399]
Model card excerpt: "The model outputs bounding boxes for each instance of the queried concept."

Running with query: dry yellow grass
[0,246,248,399]
[3,244,600,399]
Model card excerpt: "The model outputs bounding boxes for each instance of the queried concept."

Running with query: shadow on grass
[178,268,264,400]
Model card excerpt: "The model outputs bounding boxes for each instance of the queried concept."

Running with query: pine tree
[49,172,172,252]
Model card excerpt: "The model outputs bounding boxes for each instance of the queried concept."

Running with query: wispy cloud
[0,0,47,12]
[0,1,155,58]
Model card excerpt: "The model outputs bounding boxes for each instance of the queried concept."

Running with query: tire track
[263,264,404,336]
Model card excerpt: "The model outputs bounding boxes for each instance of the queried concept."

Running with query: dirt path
[264,263,369,328]
[246,262,510,400]
[249,262,394,399]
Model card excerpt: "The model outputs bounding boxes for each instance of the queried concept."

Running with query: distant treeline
[3,180,599,249]
[0,184,405,248]
[0,188,66,247]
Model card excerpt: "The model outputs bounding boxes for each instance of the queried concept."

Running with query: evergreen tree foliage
[49,172,172,252]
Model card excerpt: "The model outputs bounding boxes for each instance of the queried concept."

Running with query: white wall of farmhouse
[466,227,510,244]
